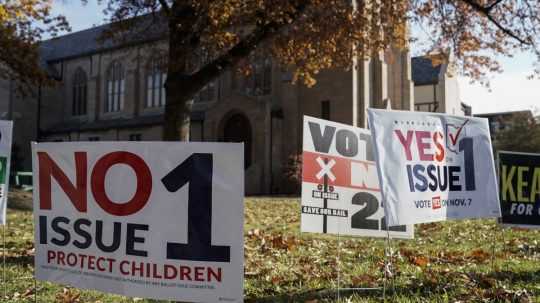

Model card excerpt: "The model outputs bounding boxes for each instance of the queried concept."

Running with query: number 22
[350,192,406,232]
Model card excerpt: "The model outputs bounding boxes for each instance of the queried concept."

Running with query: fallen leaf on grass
[271,275,283,283]
[55,288,80,303]
[479,276,497,288]
[483,287,532,302]
[419,222,441,232]
[413,256,429,267]
[351,274,378,287]
[248,229,263,238]
[270,234,297,251]
[21,287,34,298]
[469,249,490,262]
[399,248,429,267]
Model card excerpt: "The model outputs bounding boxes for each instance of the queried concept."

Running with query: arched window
[145,57,167,107]
[257,57,272,95]
[72,68,87,116]
[106,61,125,112]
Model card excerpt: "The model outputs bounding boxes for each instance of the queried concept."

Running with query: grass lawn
[2,192,540,302]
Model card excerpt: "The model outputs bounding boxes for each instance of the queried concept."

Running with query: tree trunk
[163,78,193,141]
[161,1,309,141]
[162,2,199,142]
[162,69,211,141]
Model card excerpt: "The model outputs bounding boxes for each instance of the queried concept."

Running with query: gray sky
[51,1,539,115]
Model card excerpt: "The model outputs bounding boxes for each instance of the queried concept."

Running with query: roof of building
[42,17,449,86]
[474,110,533,119]
[40,14,167,63]
[411,56,443,86]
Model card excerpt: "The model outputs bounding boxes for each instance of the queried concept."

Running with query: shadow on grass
[7,199,33,211]
[4,254,34,267]
[488,269,540,284]
[245,287,384,303]
[245,269,540,302]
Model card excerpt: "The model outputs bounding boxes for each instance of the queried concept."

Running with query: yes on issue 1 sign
[0,120,12,225]
[301,116,413,239]
[32,142,244,302]
[368,109,501,226]
[498,151,540,228]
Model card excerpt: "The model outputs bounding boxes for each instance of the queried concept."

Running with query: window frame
[72,68,88,116]
[105,61,125,113]
[233,54,272,96]
[145,57,167,108]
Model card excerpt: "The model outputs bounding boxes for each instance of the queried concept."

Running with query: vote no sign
[32,142,244,302]
[301,116,413,239]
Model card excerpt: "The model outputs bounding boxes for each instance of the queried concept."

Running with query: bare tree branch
[486,0,504,11]
[459,0,531,45]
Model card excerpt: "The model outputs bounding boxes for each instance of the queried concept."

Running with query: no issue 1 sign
[32,142,244,302]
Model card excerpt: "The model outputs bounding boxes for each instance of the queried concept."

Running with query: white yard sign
[368,109,501,226]
[301,116,413,239]
[32,142,244,302]
[0,120,13,225]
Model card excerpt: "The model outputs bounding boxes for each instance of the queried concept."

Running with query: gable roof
[411,56,443,86]
[41,19,449,86]
[39,14,167,63]
[40,24,112,62]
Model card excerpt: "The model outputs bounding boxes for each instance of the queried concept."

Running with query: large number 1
[459,137,476,191]
[161,153,230,262]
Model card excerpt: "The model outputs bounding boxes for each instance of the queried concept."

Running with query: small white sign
[301,116,413,239]
[32,142,244,302]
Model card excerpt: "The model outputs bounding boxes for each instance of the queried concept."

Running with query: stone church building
[0,21,467,194]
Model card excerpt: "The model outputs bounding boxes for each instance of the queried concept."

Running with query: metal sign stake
[382,223,395,301]
[2,223,6,301]
[490,220,499,273]
[337,229,341,302]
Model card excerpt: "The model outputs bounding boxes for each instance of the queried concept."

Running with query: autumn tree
[4,1,540,140]
[0,0,68,89]
[494,112,540,154]
[96,0,540,141]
